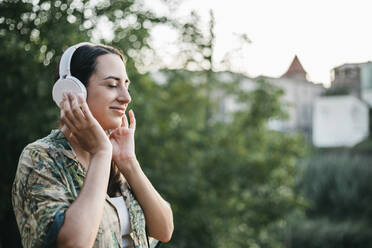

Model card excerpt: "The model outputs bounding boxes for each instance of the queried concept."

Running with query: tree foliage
[130,70,306,247]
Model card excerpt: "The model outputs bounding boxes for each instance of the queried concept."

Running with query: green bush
[288,153,372,248]
[290,218,372,248]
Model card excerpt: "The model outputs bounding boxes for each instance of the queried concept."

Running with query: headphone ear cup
[52,76,87,107]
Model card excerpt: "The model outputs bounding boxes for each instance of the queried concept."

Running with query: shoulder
[18,129,73,170]
[12,131,75,248]
[12,131,76,207]
[17,134,59,173]
[13,131,69,192]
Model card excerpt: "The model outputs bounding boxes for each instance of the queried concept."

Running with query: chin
[102,119,122,131]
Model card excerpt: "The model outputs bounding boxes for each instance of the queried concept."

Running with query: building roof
[333,61,372,71]
[281,55,307,80]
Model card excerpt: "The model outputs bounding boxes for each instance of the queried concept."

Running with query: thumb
[109,127,119,139]
[69,132,79,145]
[60,123,68,133]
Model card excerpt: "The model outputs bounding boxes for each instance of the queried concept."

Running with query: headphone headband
[59,42,93,78]
[53,42,93,107]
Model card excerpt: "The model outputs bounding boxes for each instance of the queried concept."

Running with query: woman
[12,43,173,248]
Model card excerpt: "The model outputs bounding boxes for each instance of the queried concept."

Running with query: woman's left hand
[110,110,174,242]
[109,109,137,165]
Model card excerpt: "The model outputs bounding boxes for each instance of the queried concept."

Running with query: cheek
[86,95,106,118]
[86,89,107,108]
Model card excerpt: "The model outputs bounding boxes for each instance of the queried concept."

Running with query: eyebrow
[103,76,130,84]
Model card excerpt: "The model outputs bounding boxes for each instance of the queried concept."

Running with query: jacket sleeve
[12,145,72,248]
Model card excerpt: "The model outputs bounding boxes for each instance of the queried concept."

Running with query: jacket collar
[49,129,78,164]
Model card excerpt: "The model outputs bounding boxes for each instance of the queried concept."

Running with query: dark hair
[70,44,125,86]
[58,44,125,197]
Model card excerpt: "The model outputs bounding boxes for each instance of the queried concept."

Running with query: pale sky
[144,0,372,87]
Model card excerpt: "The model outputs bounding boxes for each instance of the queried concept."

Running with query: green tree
[130,69,306,247]
[131,10,306,247]
[151,11,306,246]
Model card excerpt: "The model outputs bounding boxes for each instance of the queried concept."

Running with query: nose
[117,86,131,104]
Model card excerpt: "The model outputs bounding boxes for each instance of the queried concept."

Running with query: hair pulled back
[70,44,124,86]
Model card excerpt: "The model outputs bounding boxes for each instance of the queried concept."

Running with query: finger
[129,109,136,130]
[60,93,78,132]
[123,113,129,128]
[69,132,79,144]
[70,92,85,123]
[109,128,119,139]
[59,94,66,109]
[61,123,77,142]
[60,122,68,133]
[59,91,67,108]
[60,109,77,133]
[121,115,125,128]
[76,93,94,122]
[63,92,80,130]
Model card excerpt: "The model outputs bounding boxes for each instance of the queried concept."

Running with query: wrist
[90,146,112,157]
[116,157,140,176]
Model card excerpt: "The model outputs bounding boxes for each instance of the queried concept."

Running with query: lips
[110,106,126,115]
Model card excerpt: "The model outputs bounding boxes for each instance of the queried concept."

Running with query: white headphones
[52,42,93,107]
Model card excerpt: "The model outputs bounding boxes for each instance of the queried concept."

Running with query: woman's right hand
[60,92,112,155]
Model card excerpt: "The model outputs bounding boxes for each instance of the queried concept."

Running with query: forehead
[94,53,127,78]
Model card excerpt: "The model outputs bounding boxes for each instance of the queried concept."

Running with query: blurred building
[150,56,325,140]
[151,58,371,147]
[313,95,369,147]
[331,63,363,98]
[360,62,372,107]
[265,56,324,139]
[331,62,372,106]
[310,62,372,147]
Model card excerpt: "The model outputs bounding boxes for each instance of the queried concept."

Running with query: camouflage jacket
[12,129,159,248]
